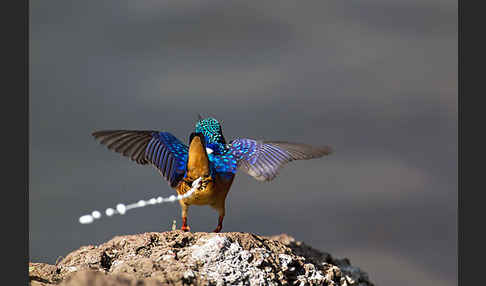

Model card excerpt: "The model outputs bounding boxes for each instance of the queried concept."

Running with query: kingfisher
[92,116,332,232]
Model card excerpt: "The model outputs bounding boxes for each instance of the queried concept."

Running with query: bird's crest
[195,117,226,145]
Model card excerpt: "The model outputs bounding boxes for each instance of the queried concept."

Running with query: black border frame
[459,1,481,285]
[5,0,29,285]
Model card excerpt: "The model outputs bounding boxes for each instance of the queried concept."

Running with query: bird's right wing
[225,138,332,181]
[92,130,188,187]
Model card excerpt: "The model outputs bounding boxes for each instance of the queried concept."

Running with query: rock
[29,231,374,286]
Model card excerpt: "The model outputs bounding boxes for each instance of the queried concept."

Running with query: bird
[91,116,332,233]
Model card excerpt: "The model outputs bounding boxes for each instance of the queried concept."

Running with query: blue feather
[222,138,331,181]
[145,132,189,186]
[150,132,188,172]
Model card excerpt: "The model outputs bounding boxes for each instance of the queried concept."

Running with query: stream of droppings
[78,177,202,224]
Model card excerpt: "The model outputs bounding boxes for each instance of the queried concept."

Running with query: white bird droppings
[78,177,202,224]
[79,215,94,224]
[106,208,115,216]
[91,211,101,219]
[116,204,126,215]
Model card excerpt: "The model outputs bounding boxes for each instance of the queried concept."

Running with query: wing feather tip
[91,131,103,139]
[319,145,333,156]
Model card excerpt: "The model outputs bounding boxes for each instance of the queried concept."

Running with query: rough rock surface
[29,231,374,286]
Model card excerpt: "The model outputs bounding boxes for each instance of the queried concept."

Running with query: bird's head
[195,117,226,146]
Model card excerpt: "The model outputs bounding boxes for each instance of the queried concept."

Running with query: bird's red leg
[213,215,224,233]
[180,203,190,232]
[181,216,190,232]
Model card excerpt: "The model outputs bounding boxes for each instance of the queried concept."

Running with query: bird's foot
[181,216,190,232]
[212,215,224,233]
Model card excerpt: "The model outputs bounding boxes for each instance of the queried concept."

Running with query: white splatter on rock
[190,235,273,286]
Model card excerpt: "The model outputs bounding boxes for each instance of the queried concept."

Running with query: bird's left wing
[92,130,188,187]
[221,138,332,181]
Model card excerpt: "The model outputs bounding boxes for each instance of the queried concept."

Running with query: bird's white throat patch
[206,147,214,155]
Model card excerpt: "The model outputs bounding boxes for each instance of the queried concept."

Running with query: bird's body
[175,134,233,232]
[92,117,331,232]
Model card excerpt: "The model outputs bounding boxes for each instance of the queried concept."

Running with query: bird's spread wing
[92,130,188,187]
[223,138,332,181]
